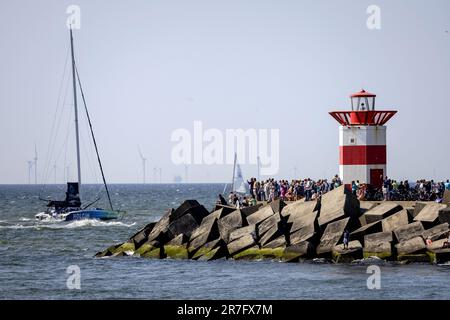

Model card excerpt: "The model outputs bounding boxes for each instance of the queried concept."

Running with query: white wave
[311,258,328,264]
[0,224,35,229]
[47,219,136,229]
[0,220,135,230]
[19,217,32,221]
[351,256,386,265]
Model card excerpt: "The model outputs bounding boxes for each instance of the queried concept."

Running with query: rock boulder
[316,217,350,255]
[317,186,360,227]
[393,221,424,242]
[246,205,274,226]
[283,242,313,262]
[381,209,409,233]
[439,207,450,224]
[218,209,245,243]
[361,202,402,225]
[414,203,447,225]
[363,231,393,259]
[282,200,317,219]
[167,213,199,239]
[396,236,426,255]
[422,223,449,241]
[227,233,256,256]
[332,240,363,262]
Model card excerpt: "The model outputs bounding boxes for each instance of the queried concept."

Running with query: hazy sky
[1,0,450,184]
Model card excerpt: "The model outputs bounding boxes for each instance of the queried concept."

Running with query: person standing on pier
[305,178,313,201]
[343,230,350,250]
[351,181,357,195]
[247,178,255,198]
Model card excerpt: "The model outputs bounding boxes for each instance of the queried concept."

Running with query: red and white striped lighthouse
[329,90,397,187]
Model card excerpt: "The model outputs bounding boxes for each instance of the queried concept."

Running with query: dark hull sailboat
[35,183,121,221]
[35,27,123,221]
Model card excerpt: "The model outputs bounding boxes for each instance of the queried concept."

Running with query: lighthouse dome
[350,89,376,98]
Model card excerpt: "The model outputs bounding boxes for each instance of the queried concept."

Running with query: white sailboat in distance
[229,153,249,195]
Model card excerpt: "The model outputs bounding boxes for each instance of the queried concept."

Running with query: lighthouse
[329,90,397,188]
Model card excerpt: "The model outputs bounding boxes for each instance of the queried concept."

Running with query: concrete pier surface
[96,186,450,264]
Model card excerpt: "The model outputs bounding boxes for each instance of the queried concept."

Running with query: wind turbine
[33,144,38,184]
[159,168,162,184]
[27,161,34,184]
[153,167,157,183]
[138,146,147,184]
[184,165,188,183]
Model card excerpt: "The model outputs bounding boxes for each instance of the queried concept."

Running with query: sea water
[0,184,449,299]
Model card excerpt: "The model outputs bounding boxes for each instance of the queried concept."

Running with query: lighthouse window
[350,138,355,144]
[351,96,375,110]
[351,97,358,111]
[364,97,370,110]
[360,102,366,111]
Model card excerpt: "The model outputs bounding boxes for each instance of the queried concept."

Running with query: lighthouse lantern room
[329,90,397,188]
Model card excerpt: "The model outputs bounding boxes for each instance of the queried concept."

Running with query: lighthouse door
[370,169,383,188]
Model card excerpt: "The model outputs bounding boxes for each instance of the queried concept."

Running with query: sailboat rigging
[35,27,123,221]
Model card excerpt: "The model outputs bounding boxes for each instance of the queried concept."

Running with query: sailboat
[226,153,249,195]
[35,28,123,221]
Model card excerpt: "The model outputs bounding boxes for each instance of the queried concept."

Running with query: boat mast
[231,152,237,193]
[70,27,82,189]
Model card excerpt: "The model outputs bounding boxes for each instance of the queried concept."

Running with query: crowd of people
[227,175,343,208]
[377,178,449,202]
[225,175,450,208]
